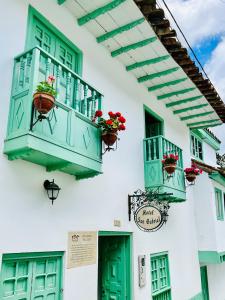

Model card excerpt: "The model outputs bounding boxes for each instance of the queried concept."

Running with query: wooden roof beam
[180,111,215,121]
[96,18,145,43]
[78,0,126,26]
[111,36,157,57]
[157,87,196,100]
[138,67,179,83]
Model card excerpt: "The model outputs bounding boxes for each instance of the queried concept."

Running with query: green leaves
[36,81,57,97]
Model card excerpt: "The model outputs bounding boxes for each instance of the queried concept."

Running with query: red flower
[116,112,121,117]
[106,119,113,125]
[47,75,55,83]
[119,124,126,131]
[118,116,126,123]
[95,110,103,117]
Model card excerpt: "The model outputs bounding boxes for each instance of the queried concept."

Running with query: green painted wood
[99,235,131,299]
[191,123,222,129]
[187,118,221,126]
[180,111,214,121]
[214,187,224,221]
[111,36,157,57]
[193,129,221,150]
[209,172,225,188]
[173,104,209,115]
[58,0,66,4]
[96,18,145,43]
[77,0,127,26]
[143,136,186,202]
[151,253,171,300]
[0,252,63,300]
[4,47,103,179]
[138,67,179,83]
[148,78,187,92]
[126,55,170,71]
[157,87,196,100]
[200,266,209,300]
[166,95,203,107]
[26,6,83,75]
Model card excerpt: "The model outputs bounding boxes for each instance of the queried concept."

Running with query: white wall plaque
[67,231,97,268]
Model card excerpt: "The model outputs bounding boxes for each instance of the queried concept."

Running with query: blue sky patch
[189,35,221,66]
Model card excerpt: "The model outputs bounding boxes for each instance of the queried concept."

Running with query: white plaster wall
[203,141,218,167]
[211,181,225,252]
[207,263,225,300]
[193,173,218,251]
[0,0,203,299]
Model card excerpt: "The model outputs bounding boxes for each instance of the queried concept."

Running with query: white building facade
[0,0,225,299]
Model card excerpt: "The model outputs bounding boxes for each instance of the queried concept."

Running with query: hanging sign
[135,205,163,232]
[128,188,171,232]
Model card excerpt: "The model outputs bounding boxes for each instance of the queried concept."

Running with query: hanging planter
[185,173,197,183]
[102,131,118,146]
[33,92,55,114]
[92,110,126,153]
[184,163,203,184]
[162,154,179,175]
[164,163,177,175]
[33,75,57,114]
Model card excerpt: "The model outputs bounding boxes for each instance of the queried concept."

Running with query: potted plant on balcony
[33,75,57,114]
[93,110,126,148]
[184,163,202,183]
[162,153,179,174]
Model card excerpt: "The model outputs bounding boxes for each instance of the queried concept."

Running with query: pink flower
[48,75,55,83]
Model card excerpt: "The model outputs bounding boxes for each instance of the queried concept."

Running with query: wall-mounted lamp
[43,179,61,204]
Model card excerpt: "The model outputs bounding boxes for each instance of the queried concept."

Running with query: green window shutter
[215,188,224,221]
[150,253,171,300]
[0,252,63,300]
[0,259,33,299]
[26,7,82,75]
[190,133,203,161]
[55,39,78,71]
[31,16,56,56]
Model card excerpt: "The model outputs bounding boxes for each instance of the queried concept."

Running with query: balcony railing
[144,136,186,202]
[4,47,103,179]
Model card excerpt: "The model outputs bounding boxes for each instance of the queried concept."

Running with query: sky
[158,0,225,150]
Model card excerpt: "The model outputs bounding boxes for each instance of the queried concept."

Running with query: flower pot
[185,173,196,183]
[164,163,176,174]
[102,132,117,146]
[33,92,55,114]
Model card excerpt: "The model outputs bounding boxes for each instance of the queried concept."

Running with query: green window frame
[150,252,171,300]
[215,188,224,220]
[0,251,64,299]
[190,132,203,160]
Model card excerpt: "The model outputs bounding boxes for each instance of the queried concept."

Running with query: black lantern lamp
[43,179,61,204]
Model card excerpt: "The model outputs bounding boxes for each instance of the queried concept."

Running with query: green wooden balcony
[144,136,186,202]
[4,47,103,179]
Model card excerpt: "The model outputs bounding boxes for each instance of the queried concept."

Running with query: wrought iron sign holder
[128,188,172,232]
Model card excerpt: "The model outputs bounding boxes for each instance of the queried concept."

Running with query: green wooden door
[31,16,56,56]
[200,266,210,300]
[0,253,63,300]
[99,236,129,299]
[27,8,80,74]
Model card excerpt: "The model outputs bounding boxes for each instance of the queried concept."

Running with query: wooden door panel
[99,237,128,300]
